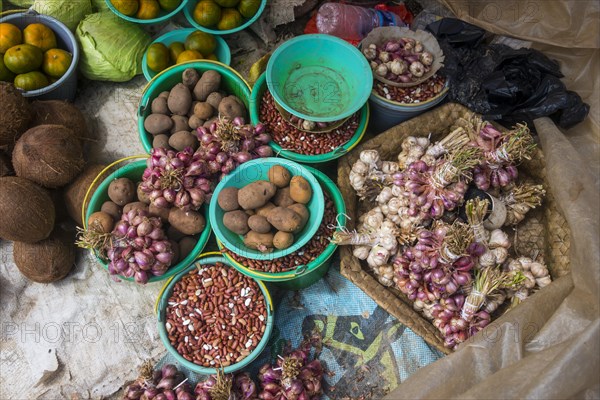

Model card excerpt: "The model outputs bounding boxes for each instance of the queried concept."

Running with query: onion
[234,151,252,163]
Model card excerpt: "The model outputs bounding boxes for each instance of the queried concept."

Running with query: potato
[244,231,274,252]
[287,203,309,233]
[144,114,173,135]
[137,182,151,204]
[108,177,135,206]
[171,115,189,133]
[179,236,196,259]
[247,215,271,234]
[169,131,198,151]
[182,68,200,88]
[188,101,199,117]
[169,240,180,265]
[101,201,122,221]
[168,83,192,116]
[273,187,295,208]
[223,210,249,235]
[167,225,186,241]
[123,201,149,214]
[217,187,239,211]
[151,97,169,114]
[290,176,312,204]
[273,231,294,250]
[206,92,224,109]
[218,96,246,120]
[268,165,291,188]
[255,202,276,218]
[245,209,255,216]
[158,91,170,99]
[188,115,205,130]
[169,208,206,235]
[193,102,214,120]
[238,180,277,210]
[194,70,221,101]
[149,203,170,222]
[267,207,302,233]
[153,134,171,149]
[88,211,114,233]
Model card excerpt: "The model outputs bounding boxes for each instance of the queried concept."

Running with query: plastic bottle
[316,3,406,41]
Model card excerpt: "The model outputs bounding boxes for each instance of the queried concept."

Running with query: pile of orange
[192,0,261,30]
[110,0,182,20]
[146,31,219,73]
[0,22,72,91]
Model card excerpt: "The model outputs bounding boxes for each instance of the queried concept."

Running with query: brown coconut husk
[0,82,31,148]
[29,100,90,140]
[63,164,107,226]
[0,150,13,177]
[12,124,85,189]
[0,176,55,243]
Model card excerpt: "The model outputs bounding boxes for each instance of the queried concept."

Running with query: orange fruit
[111,0,139,16]
[146,43,171,73]
[176,50,203,64]
[14,71,49,91]
[23,23,57,53]
[214,0,239,7]
[0,23,22,54]
[217,8,243,30]
[0,57,16,82]
[4,44,43,74]
[168,41,185,64]
[193,0,221,28]
[237,0,260,18]
[136,0,160,19]
[42,48,72,78]
[158,0,181,11]
[184,31,216,56]
[206,53,218,61]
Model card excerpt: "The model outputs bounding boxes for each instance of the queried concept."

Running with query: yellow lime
[237,0,260,18]
[0,57,16,82]
[111,0,139,16]
[136,0,160,19]
[185,31,216,56]
[168,41,185,64]
[0,23,22,54]
[206,53,218,61]
[147,43,171,73]
[215,0,239,7]
[158,0,181,11]
[176,50,203,64]
[217,8,243,30]
[4,44,43,74]
[14,71,49,91]
[193,0,221,28]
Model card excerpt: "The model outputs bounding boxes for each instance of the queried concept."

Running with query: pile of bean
[374,74,447,104]
[259,91,359,155]
[223,196,336,273]
[165,262,267,368]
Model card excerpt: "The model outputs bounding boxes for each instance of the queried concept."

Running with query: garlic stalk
[422,127,471,165]
[501,183,546,225]
[465,197,490,244]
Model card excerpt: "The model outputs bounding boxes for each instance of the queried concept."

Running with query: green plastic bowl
[210,158,325,260]
[220,166,346,289]
[85,160,212,283]
[156,255,274,374]
[105,0,189,24]
[266,34,373,123]
[138,60,251,153]
[142,29,231,81]
[183,0,267,35]
[250,72,369,164]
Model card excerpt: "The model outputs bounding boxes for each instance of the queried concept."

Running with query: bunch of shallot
[108,208,174,284]
[195,370,258,400]
[363,38,434,83]
[123,363,195,400]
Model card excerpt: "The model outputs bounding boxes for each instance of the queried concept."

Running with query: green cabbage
[7,0,35,7]
[76,11,151,82]
[90,0,109,12]
[31,0,93,31]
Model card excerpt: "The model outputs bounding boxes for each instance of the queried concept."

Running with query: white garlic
[420,51,433,66]
[363,47,377,60]
[389,59,407,75]
[391,184,404,197]
[523,271,536,289]
[379,235,398,252]
[536,276,552,288]
[530,262,549,278]
[360,150,380,165]
[507,258,522,272]
[387,198,403,214]
[353,246,370,260]
[378,51,390,63]
[409,61,425,77]
[479,251,497,268]
[381,161,400,174]
[375,63,388,77]
[370,61,378,69]
[491,247,508,264]
[518,257,534,271]
[414,41,424,53]
[367,245,390,267]
[376,187,393,204]
[489,229,510,249]
[511,203,531,214]
[351,160,369,174]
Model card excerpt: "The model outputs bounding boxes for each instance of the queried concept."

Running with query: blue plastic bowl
[266,34,373,123]
[105,0,189,24]
[142,28,231,81]
[183,0,267,35]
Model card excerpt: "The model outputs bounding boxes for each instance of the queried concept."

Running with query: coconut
[63,164,106,226]
[12,124,85,188]
[0,82,31,148]
[13,227,76,283]
[0,150,13,177]
[29,100,90,139]
[0,176,55,242]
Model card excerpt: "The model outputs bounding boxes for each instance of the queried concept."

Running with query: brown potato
[151,97,169,114]
[88,211,114,233]
[223,210,249,235]
[101,201,122,221]
[289,176,312,204]
[171,115,189,133]
[247,215,271,234]
[182,68,200,88]
[158,91,170,99]
[238,181,277,210]
[168,83,193,116]
[108,178,135,206]
[167,225,186,241]
[144,114,173,135]
[255,202,276,218]
[218,96,246,120]
[268,165,291,188]
[137,183,151,204]
[193,102,214,120]
[245,209,255,216]
[169,240,180,265]
[206,92,224,109]
[217,187,239,211]
[188,115,205,130]
[169,131,198,151]
[188,101,199,117]
[123,202,149,214]
[273,187,295,208]
[267,207,302,233]
[178,236,196,259]
[149,203,170,222]
[273,231,294,250]
[194,70,221,101]
[153,134,171,149]
[244,231,274,252]
[287,203,309,233]
[169,208,206,235]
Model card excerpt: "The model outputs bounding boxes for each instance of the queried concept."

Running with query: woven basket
[337,103,571,354]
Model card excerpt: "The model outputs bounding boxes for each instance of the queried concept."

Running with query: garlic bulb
[381,161,400,174]
[375,63,388,77]
[376,187,393,204]
[414,41,424,53]
[389,59,407,75]
[479,250,497,268]
[489,229,510,249]
[536,276,552,288]
[530,262,549,278]
[491,247,508,264]
[409,61,425,77]
[353,246,370,260]
[363,47,377,60]
[352,159,369,174]
[367,245,390,267]
[420,52,433,66]
[522,271,536,289]
[360,150,380,165]
[378,51,390,63]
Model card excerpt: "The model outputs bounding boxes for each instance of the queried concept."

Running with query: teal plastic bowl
[183,0,267,35]
[157,255,274,374]
[250,72,369,164]
[138,60,251,153]
[209,158,325,260]
[85,160,212,283]
[266,34,373,123]
[142,29,231,81]
[105,0,189,24]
